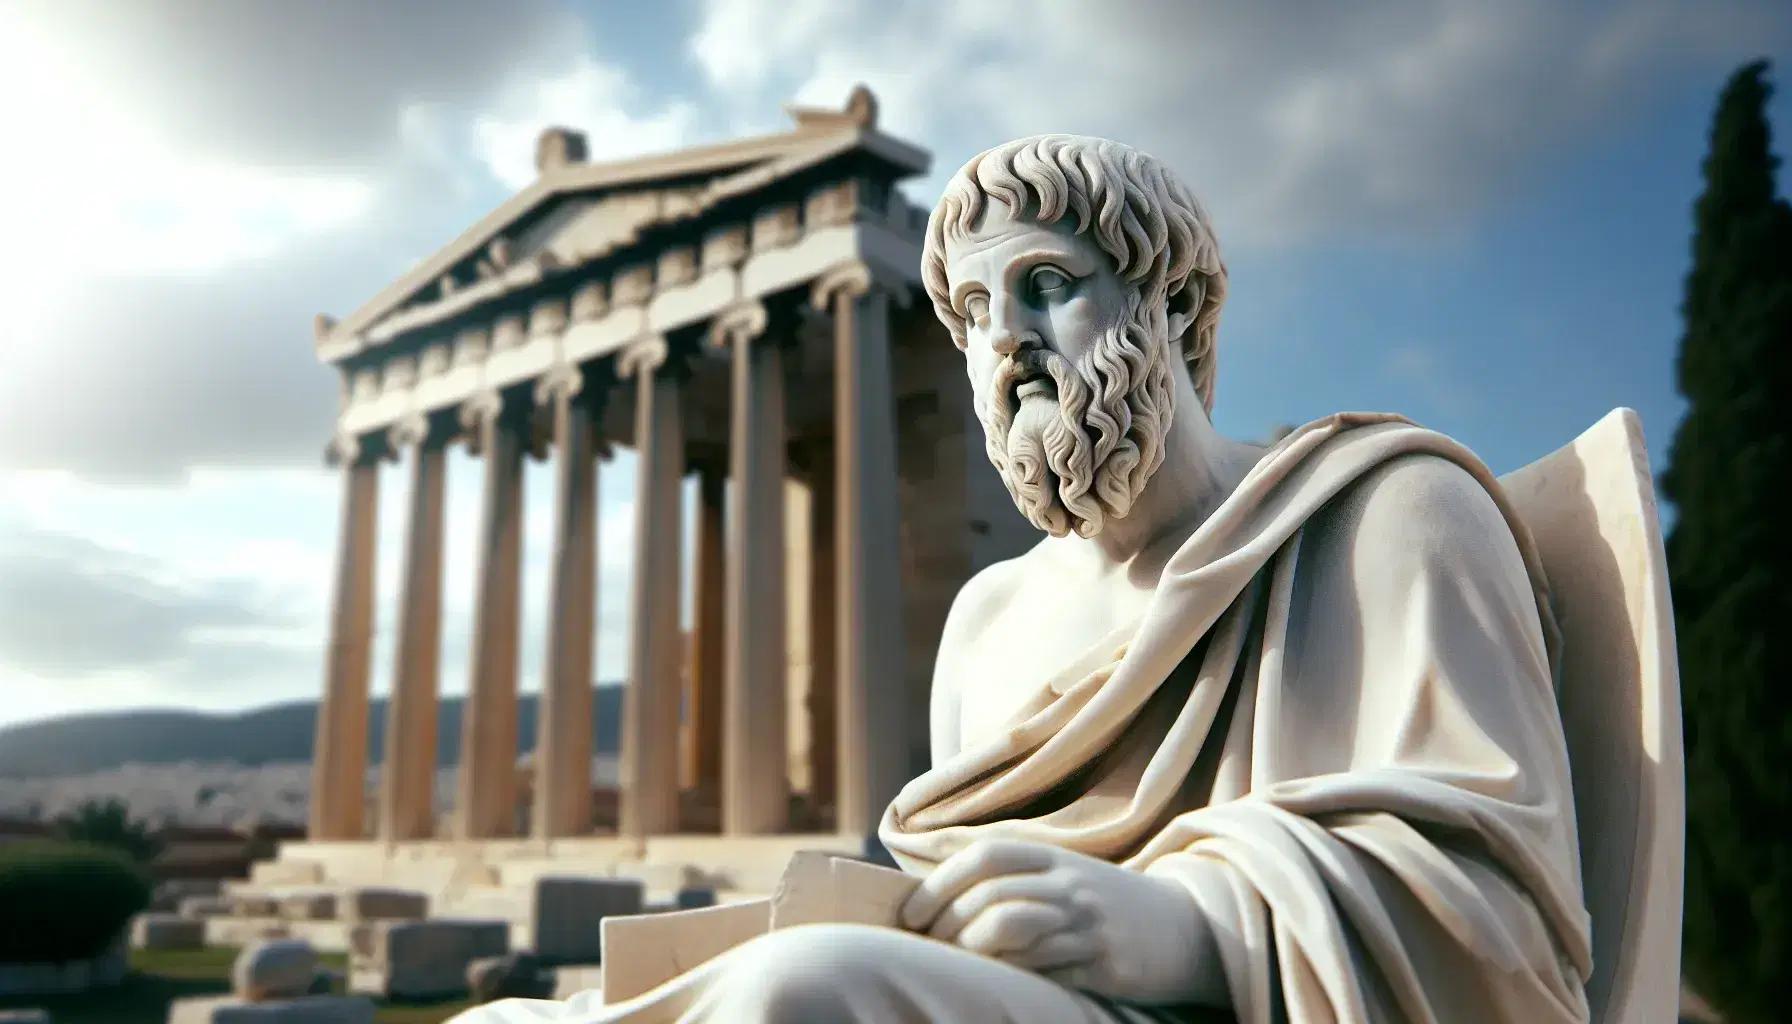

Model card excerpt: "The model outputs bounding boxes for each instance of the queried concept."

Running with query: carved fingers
[901,838,1215,1004]
[903,841,1114,982]
[900,839,1057,931]
[925,872,1075,942]
[955,899,1079,960]
[1009,930,1105,976]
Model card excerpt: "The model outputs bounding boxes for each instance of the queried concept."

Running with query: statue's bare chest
[953,565,1157,744]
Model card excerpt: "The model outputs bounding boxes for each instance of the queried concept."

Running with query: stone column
[806,447,839,814]
[456,389,529,840]
[533,363,604,839]
[378,415,445,842]
[813,261,909,843]
[619,336,686,837]
[310,432,381,841]
[685,459,727,803]
[716,300,790,836]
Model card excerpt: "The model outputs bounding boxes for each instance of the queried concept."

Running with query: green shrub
[53,797,162,863]
[0,839,151,963]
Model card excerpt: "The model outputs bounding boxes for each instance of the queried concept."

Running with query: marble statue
[453,134,1677,1023]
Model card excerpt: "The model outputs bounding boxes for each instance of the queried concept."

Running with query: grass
[0,947,474,1024]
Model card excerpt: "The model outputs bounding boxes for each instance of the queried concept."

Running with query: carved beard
[976,309,1177,539]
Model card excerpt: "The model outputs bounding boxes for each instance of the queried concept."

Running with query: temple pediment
[319,87,928,360]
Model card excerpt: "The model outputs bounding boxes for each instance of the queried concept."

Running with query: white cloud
[0,2,728,727]
[0,4,704,478]
[0,450,660,728]
[687,0,1791,247]
[0,10,374,274]
[472,57,704,190]
[0,6,374,389]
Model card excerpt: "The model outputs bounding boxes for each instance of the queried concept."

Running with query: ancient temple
[280,88,1032,894]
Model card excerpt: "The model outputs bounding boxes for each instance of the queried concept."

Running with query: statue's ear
[1166,277,1204,347]
[1166,310,1195,346]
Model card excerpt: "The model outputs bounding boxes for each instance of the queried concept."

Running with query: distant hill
[0,686,627,779]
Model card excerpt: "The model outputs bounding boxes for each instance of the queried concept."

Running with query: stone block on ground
[155,878,222,911]
[529,877,643,965]
[599,898,771,1006]
[606,862,697,896]
[132,912,205,950]
[249,860,323,886]
[674,886,717,909]
[232,895,280,919]
[468,952,555,1004]
[204,919,292,948]
[232,939,318,1002]
[180,895,235,919]
[280,892,337,921]
[166,994,375,1024]
[348,918,508,1001]
[336,887,427,923]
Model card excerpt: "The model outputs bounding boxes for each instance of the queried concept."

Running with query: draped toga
[452,414,1594,1024]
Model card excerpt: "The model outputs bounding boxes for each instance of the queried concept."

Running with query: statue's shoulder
[1324,444,1518,568]
[945,548,1037,634]
[935,543,1059,664]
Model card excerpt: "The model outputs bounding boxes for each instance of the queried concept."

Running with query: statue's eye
[1029,267,1072,299]
[964,293,990,324]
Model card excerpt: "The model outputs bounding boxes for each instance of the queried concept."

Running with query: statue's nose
[987,294,1027,355]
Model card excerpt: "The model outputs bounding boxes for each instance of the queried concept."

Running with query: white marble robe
[453,414,1593,1024]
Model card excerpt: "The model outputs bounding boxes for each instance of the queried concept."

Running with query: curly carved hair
[920,135,1227,413]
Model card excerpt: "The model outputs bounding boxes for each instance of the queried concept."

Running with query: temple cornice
[329,218,924,442]
[317,93,931,364]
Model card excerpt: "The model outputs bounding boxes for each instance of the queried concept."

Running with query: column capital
[616,333,670,380]
[459,389,503,434]
[325,429,388,467]
[459,389,529,454]
[325,430,362,468]
[533,361,585,407]
[809,259,912,313]
[706,299,769,353]
[388,411,434,451]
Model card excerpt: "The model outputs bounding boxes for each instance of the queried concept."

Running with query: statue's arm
[929,639,963,769]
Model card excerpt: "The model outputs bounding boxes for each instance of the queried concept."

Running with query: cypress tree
[1661,59,1792,1024]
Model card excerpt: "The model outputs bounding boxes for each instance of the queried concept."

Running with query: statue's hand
[900,838,1214,1006]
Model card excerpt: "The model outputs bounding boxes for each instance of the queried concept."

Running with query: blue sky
[0,0,1787,730]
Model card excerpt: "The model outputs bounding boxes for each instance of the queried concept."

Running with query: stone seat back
[1499,408,1684,1024]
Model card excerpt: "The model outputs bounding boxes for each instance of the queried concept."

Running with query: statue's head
[921,135,1227,539]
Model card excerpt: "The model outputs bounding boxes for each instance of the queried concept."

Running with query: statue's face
[942,198,1177,538]
[944,199,1135,394]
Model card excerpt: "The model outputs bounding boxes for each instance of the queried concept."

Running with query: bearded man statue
[456,135,1593,1024]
